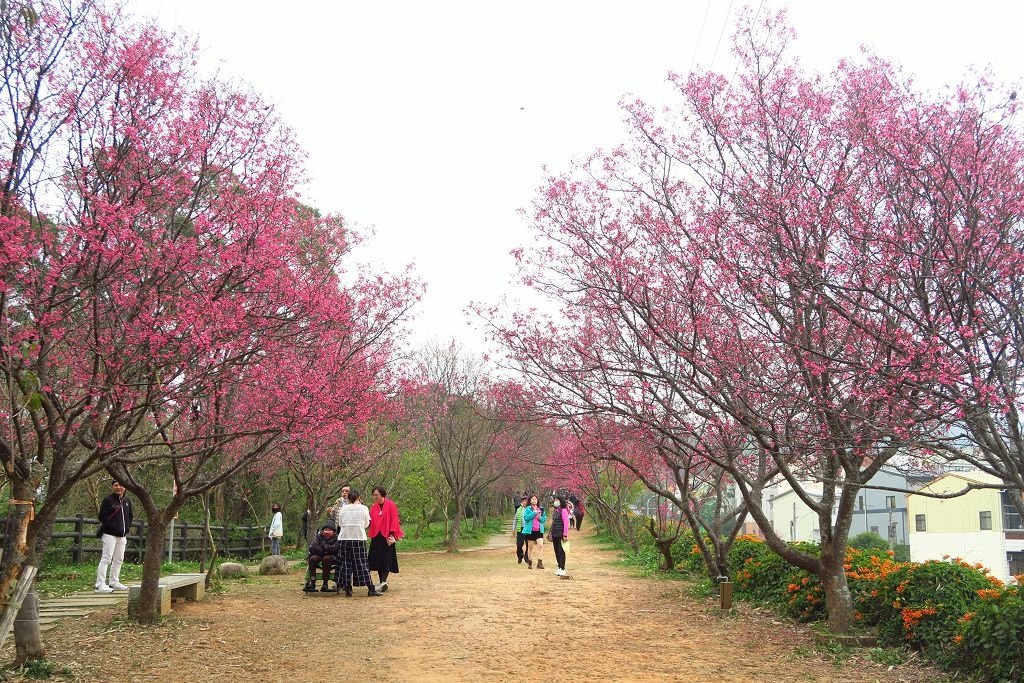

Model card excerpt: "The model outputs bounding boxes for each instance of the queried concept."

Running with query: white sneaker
[109,582,128,591]
[94,584,113,593]
[376,582,389,593]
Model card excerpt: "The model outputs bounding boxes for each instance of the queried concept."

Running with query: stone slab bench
[127,573,205,618]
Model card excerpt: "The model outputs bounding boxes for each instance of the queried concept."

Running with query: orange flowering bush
[870,559,994,667]
[708,538,1020,676]
[954,584,1022,682]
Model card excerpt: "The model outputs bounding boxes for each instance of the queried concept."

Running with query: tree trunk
[133,517,169,624]
[213,484,225,524]
[447,500,465,552]
[820,554,856,633]
[12,586,42,664]
[0,495,43,662]
[655,540,675,571]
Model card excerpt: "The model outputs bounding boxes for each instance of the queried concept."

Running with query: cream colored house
[907,471,1024,583]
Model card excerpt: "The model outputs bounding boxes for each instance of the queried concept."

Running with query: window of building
[915,514,926,532]
[870,526,879,535]
[886,495,896,509]
[1009,551,1024,579]
[980,510,992,531]
[857,495,864,511]
[1001,491,1023,530]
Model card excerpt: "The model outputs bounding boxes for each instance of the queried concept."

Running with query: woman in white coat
[268,503,284,555]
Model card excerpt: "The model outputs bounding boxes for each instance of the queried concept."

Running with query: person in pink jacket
[366,486,404,592]
[550,494,572,576]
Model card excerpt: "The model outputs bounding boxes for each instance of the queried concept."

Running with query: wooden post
[179,523,189,562]
[719,578,733,610]
[134,521,146,563]
[73,514,85,564]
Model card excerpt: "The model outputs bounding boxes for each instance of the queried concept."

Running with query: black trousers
[516,532,531,561]
[575,513,584,531]
[552,537,566,570]
[307,555,337,581]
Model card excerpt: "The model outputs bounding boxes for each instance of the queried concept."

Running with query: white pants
[96,533,127,587]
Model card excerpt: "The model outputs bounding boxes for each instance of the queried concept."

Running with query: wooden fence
[1,516,268,565]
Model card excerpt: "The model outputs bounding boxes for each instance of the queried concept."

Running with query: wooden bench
[127,573,205,618]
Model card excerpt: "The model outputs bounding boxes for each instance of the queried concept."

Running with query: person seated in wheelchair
[304,521,342,592]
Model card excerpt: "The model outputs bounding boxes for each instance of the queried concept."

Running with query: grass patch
[867,647,907,666]
[3,659,73,680]
[398,518,505,552]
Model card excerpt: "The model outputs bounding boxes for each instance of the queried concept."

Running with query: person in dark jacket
[305,522,343,592]
[95,479,134,593]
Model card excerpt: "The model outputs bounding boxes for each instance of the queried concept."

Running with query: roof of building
[907,469,1003,495]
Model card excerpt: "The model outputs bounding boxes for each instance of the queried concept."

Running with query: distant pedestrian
[513,495,531,567]
[268,503,284,555]
[550,494,571,576]
[337,488,384,597]
[300,508,311,545]
[95,479,133,593]
[574,499,585,531]
[523,494,547,570]
[367,486,403,593]
[566,500,576,529]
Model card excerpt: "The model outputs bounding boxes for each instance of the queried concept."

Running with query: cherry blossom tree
[1,0,416,641]
[817,76,1024,518]
[485,9,1003,632]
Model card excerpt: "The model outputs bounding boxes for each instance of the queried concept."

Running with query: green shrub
[731,537,819,607]
[674,531,711,574]
[849,531,889,552]
[954,585,1024,682]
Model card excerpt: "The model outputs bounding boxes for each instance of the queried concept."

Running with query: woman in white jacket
[268,503,284,555]
[337,489,384,597]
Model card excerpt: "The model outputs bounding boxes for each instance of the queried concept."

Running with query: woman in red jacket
[367,486,403,592]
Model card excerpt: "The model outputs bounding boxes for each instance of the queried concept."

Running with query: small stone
[259,554,288,575]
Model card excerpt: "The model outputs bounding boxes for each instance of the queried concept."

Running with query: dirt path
[3,530,945,682]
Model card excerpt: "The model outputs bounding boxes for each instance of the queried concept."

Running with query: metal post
[167,517,175,563]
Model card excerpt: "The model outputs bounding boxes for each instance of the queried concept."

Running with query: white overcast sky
[129,1,1024,354]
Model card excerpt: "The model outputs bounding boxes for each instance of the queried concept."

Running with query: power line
[710,0,736,71]
[689,0,714,71]
[731,0,765,85]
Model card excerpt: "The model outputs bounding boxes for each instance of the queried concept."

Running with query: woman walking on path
[512,495,531,566]
[268,503,284,555]
[523,494,547,570]
[338,488,384,597]
[573,498,585,531]
[367,486,403,592]
[550,495,571,576]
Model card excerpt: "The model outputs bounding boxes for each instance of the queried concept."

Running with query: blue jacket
[523,505,547,534]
